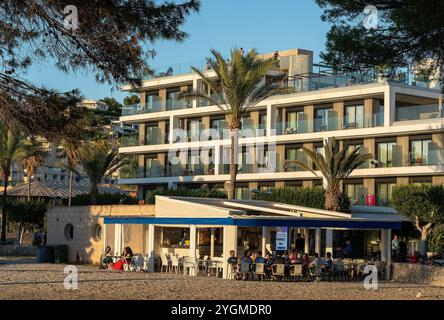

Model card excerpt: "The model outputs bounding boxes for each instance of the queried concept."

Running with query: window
[315,107,333,132]
[162,227,190,247]
[285,145,304,172]
[410,139,432,166]
[345,104,364,129]
[145,123,161,145]
[166,89,181,110]
[92,224,102,242]
[285,109,305,134]
[146,92,161,112]
[235,185,250,200]
[144,155,162,178]
[64,224,74,241]
[376,182,396,207]
[377,142,396,167]
[210,116,227,140]
[187,118,203,141]
[258,111,267,135]
[344,183,366,205]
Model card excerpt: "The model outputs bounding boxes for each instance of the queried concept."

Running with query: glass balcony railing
[122,163,216,179]
[121,97,191,116]
[197,94,225,107]
[120,134,139,147]
[277,112,383,135]
[395,104,442,121]
[146,59,207,79]
[373,146,444,168]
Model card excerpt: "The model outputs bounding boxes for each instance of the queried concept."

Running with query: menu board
[275,227,288,251]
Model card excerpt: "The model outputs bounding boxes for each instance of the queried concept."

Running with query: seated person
[324,252,333,271]
[301,253,310,267]
[227,250,238,271]
[309,252,319,268]
[274,253,286,265]
[255,251,265,264]
[289,249,298,264]
[110,247,133,271]
[101,246,114,269]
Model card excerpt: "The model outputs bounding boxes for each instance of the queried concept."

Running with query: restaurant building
[47,196,407,279]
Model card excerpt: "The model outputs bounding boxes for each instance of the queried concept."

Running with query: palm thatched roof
[7,181,127,199]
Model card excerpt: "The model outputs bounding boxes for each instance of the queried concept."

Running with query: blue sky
[25,0,330,102]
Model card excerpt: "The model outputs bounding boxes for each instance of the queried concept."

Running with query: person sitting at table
[227,250,238,269]
[255,251,265,264]
[324,252,333,271]
[309,252,319,267]
[110,247,133,271]
[289,249,298,264]
[100,246,114,269]
[241,250,252,264]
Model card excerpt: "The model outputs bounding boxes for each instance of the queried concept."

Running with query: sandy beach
[0,262,443,300]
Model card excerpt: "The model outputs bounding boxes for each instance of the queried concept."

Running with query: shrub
[71,193,138,205]
[253,187,325,210]
[254,187,351,212]
[146,188,227,204]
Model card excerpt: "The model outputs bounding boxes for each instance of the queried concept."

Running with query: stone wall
[392,262,444,287]
[47,205,154,264]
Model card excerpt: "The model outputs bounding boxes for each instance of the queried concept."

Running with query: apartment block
[118,48,444,208]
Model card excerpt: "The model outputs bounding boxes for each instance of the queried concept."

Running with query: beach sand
[0,263,443,300]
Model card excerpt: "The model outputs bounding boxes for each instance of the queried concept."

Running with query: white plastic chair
[160,254,171,273]
[171,255,181,274]
[183,256,197,276]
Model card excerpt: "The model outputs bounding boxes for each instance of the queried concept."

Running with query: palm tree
[181,48,282,199]
[20,144,47,201]
[293,138,373,212]
[59,138,80,206]
[0,126,36,243]
[75,140,127,205]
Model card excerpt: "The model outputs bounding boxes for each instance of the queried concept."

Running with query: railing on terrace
[276,112,384,135]
[121,99,191,116]
[395,103,443,121]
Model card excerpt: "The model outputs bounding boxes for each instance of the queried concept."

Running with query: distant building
[80,99,108,112]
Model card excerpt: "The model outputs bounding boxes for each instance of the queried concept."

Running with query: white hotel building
[118,48,444,209]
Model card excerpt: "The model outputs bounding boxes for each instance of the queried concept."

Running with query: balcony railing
[121,98,191,116]
[395,103,442,121]
[276,112,383,135]
[373,146,444,168]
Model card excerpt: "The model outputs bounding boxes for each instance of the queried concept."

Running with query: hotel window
[235,185,250,200]
[186,118,203,141]
[258,111,267,135]
[376,181,396,207]
[164,122,170,144]
[145,91,161,111]
[285,108,305,134]
[166,88,181,110]
[144,155,162,178]
[410,138,432,166]
[344,182,366,205]
[258,182,274,191]
[241,113,254,137]
[410,177,432,186]
[210,115,227,140]
[376,141,396,167]
[344,104,364,129]
[238,146,254,173]
[285,145,304,172]
[285,181,303,188]
[144,123,161,145]
[314,107,333,132]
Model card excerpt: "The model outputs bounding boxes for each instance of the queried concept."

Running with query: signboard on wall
[275,227,288,251]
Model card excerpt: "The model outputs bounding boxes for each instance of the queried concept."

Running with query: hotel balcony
[276,111,384,135]
[122,98,192,116]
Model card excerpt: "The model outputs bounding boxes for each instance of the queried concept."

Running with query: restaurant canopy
[104,196,407,229]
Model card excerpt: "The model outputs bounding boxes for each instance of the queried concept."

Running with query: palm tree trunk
[1,174,9,243]
[325,187,341,212]
[228,128,239,199]
[27,172,31,202]
[91,183,99,205]
[68,170,73,206]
